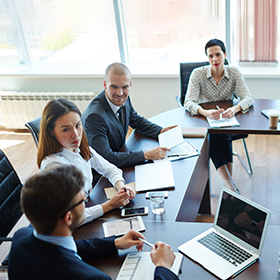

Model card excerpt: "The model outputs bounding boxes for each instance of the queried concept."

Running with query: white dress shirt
[40,146,124,224]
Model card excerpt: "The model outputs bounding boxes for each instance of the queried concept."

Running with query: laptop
[178,188,271,280]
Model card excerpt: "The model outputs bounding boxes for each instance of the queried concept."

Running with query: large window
[0,0,225,65]
[0,0,120,63]
[122,0,225,62]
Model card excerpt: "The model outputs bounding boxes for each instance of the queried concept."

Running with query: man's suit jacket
[8,227,178,280]
[81,90,162,167]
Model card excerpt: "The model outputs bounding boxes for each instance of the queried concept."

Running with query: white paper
[158,125,183,149]
[206,116,240,128]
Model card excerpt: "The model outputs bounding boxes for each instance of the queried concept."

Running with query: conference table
[74,98,280,279]
[73,220,280,280]
[86,98,280,223]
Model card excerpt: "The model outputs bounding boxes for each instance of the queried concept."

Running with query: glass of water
[150,195,165,214]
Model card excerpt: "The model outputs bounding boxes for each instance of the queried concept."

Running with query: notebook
[157,125,200,161]
[178,188,271,280]
[135,161,175,192]
[206,116,240,128]
[116,252,183,280]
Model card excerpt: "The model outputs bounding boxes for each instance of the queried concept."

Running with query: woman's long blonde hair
[37,98,91,168]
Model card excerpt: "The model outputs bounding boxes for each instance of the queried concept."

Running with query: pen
[124,187,127,192]
[216,105,221,110]
[138,238,155,248]
[167,154,189,158]
[129,220,132,229]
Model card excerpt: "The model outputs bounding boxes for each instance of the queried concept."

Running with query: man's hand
[150,241,175,269]
[144,147,170,160]
[115,230,145,252]
[160,125,177,134]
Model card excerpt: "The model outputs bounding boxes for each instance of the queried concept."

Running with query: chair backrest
[179,59,230,106]
[0,150,23,242]
[25,116,41,147]
[179,61,210,106]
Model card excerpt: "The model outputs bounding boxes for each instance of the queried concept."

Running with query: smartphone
[121,207,148,217]
[145,191,168,199]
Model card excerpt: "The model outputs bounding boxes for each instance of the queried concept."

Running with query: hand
[221,107,235,118]
[115,230,144,251]
[144,147,170,160]
[101,191,129,213]
[160,125,177,134]
[221,104,241,118]
[120,185,135,200]
[114,181,135,200]
[208,108,224,120]
[150,241,175,269]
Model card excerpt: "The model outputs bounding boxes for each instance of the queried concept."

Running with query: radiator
[0,91,97,129]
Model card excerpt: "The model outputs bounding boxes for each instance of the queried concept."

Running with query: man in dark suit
[8,165,178,280]
[82,62,175,167]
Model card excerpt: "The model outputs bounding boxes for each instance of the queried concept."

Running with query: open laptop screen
[216,191,268,249]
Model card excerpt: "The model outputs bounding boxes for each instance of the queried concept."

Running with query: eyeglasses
[60,191,89,219]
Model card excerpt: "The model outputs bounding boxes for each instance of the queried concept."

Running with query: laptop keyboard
[198,232,253,267]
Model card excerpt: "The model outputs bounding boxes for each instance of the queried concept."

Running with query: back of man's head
[21,165,84,235]
[105,62,131,82]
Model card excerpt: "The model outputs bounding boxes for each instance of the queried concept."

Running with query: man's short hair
[105,62,131,82]
[205,38,226,55]
[21,165,84,235]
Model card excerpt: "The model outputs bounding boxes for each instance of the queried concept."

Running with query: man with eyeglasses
[8,165,178,280]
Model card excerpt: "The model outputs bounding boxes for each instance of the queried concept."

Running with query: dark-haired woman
[184,39,254,193]
[37,98,135,224]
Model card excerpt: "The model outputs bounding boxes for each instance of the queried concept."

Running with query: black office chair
[178,61,253,176]
[0,150,23,270]
[25,116,41,147]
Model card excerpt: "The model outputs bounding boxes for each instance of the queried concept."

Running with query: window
[121,0,225,63]
[0,0,120,63]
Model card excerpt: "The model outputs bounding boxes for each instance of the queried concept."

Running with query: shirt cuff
[81,205,104,225]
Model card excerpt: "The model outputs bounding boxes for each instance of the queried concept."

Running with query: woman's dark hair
[205,38,226,55]
[37,98,91,167]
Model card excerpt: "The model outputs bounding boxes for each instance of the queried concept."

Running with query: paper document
[158,125,183,149]
[135,161,175,192]
[157,125,200,162]
[207,116,240,128]
[116,252,183,280]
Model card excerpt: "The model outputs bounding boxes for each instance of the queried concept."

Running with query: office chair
[0,150,23,270]
[178,61,253,176]
[25,116,41,147]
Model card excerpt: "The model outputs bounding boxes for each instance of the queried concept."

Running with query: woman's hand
[101,191,130,213]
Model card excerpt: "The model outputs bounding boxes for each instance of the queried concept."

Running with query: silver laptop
[178,188,271,280]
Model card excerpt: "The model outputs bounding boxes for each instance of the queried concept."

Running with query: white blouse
[40,146,124,224]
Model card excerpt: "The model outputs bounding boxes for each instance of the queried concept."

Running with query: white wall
[0,75,279,121]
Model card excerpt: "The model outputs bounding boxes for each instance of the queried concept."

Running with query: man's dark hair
[21,165,84,235]
[205,38,226,55]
